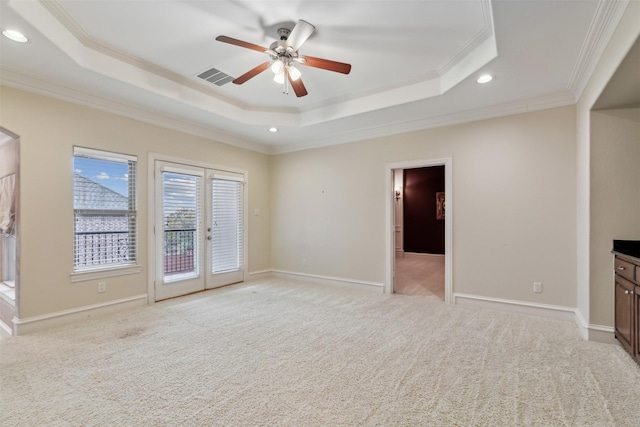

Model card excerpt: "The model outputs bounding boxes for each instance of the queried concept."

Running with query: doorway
[152,159,246,301]
[395,166,445,299]
[0,127,20,335]
[385,158,452,303]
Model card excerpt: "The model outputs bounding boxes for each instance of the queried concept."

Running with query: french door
[154,161,245,301]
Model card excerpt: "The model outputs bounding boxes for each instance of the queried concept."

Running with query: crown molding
[270,90,576,154]
[567,0,629,100]
[438,0,495,76]
[2,66,575,156]
[0,68,270,154]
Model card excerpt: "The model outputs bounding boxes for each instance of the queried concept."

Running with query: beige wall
[271,106,577,306]
[590,108,640,325]
[0,86,271,318]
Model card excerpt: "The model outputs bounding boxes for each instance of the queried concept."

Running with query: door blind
[162,171,201,280]
[211,178,243,273]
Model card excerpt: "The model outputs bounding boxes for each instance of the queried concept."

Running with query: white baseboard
[271,270,384,293]
[13,294,148,335]
[403,252,445,258]
[454,293,576,322]
[455,293,617,343]
[574,309,590,340]
[247,270,272,281]
[574,308,616,344]
[587,325,617,345]
[0,319,12,336]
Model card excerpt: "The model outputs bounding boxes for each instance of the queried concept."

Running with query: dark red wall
[403,166,445,254]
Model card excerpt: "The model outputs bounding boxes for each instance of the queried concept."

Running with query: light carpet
[2,278,639,426]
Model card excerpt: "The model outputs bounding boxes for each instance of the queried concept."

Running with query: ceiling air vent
[196,67,235,86]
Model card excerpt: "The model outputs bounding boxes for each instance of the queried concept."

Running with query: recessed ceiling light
[268,127,278,133]
[476,74,493,84]
[2,29,29,43]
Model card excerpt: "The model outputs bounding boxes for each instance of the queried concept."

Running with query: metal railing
[74,229,196,275]
[164,228,196,276]
[74,230,130,267]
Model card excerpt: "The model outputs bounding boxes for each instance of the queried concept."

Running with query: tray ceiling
[0,0,625,153]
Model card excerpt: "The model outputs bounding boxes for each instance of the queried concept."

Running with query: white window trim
[73,146,136,162]
[70,264,142,283]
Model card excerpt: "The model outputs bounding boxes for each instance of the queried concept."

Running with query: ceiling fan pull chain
[283,69,289,95]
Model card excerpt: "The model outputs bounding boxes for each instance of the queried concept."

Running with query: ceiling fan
[216,20,351,97]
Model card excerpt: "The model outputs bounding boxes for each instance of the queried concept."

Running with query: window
[73,147,137,272]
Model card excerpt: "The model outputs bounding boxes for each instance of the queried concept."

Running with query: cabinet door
[635,286,640,364]
[614,275,634,354]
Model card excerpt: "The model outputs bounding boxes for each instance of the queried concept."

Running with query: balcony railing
[164,228,196,276]
[74,229,196,276]
[74,230,130,267]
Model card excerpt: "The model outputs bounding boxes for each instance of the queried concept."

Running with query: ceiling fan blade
[233,62,270,85]
[287,71,308,97]
[299,55,352,74]
[216,35,268,53]
[284,20,315,52]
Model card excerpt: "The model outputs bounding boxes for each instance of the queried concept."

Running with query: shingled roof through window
[73,174,128,211]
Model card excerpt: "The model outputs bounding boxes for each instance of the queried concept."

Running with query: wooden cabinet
[614,253,640,364]
[635,289,640,363]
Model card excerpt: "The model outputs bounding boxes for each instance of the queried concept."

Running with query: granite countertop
[613,240,640,260]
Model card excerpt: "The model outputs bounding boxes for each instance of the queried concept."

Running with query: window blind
[73,147,137,270]
[211,178,243,273]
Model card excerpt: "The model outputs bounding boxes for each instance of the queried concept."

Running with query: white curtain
[0,174,15,235]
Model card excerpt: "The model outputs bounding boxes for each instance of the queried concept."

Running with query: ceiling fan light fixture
[288,65,301,81]
[216,19,349,97]
[271,60,284,75]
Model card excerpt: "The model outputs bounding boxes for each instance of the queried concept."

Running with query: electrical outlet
[98,281,106,293]
[533,282,542,293]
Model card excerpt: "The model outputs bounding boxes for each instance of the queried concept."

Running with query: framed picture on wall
[436,192,445,220]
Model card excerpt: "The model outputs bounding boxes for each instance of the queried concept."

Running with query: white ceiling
[0,0,630,154]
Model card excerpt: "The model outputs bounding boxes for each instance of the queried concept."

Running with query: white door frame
[385,158,453,303]
[154,161,206,300]
[147,153,248,303]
